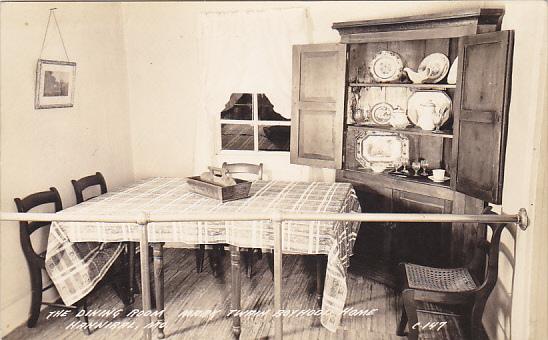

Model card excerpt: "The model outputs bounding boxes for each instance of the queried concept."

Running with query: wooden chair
[198,162,264,278]
[396,207,508,340]
[222,162,263,180]
[71,172,137,302]
[14,187,91,333]
[224,162,263,278]
[71,172,107,204]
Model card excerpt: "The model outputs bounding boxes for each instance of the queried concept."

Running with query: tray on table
[187,167,251,202]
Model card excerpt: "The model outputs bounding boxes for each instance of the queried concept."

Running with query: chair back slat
[222,162,263,180]
[71,172,107,203]
[14,188,62,214]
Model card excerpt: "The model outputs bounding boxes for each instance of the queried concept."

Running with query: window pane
[222,124,254,150]
[258,125,290,151]
[221,93,253,120]
[258,94,290,121]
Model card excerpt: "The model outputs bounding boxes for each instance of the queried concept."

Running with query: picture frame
[35,59,76,109]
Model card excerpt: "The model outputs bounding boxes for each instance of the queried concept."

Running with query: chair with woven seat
[72,172,137,302]
[197,162,265,278]
[15,187,91,333]
[396,207,508,340]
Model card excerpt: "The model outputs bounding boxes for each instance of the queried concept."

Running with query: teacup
[432,169,445,181]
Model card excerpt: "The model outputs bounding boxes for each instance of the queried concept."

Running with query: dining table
[45,177,361,338]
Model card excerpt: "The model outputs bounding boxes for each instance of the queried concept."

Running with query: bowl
[370,164,386,173]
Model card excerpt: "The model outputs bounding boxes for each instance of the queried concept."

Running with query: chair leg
[257,248,263,260]
[396,295,408,336]
[471,303,488,340]
[77,299,91,335]
[109,256,131,307]
[402,289,419,340]
[208,246,222,277]
[27,265,42,328]
[266,251,274,278]
[243,248,254,278]
[195,245,205,273]
[109,280,125,306]
[216,245,225,274]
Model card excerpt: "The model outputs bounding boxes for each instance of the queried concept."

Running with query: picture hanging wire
[39,8,70,61]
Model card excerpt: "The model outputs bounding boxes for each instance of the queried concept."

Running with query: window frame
[217,93,291,154]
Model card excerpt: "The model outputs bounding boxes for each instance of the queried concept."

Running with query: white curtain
[193,8,312,173]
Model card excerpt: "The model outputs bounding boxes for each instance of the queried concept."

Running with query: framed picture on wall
[35,59,76,109]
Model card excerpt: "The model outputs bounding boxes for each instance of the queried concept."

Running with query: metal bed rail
[0,209,529,340]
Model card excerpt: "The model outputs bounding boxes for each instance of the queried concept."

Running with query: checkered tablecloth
[46,177,361,331]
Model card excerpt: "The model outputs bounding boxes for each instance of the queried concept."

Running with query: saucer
[428,175,450,183]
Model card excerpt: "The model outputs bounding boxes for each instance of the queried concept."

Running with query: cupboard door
[290,44,346,168]
[392,190,452,267]
[453,30,514,204]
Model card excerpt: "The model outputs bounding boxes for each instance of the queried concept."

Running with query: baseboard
[1,294,31,336]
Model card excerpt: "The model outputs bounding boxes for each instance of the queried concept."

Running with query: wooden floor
[5,249,466,340]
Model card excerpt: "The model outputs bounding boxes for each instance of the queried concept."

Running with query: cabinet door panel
[298,108,337,161]
[393,190,452,267]
[291,44,346,168]
[453,30,514,204]
[300,51,341,102]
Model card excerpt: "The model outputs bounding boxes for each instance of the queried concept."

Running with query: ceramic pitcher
[416,100,437,130]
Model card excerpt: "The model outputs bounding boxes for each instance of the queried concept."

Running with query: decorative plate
[407,91,452,126]
[370,102,394,125]
[447,57,458,84]
[418,53,450,83]
[369,51,404,83]
[355,131,409,171]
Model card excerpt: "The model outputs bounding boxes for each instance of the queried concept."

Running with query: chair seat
[404,263,477,292]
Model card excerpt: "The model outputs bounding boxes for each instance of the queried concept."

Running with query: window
[220,93,291,152]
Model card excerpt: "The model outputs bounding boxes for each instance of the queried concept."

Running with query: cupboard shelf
[349,83,456,90]
[348,124,453,139]
[340,168,453,193]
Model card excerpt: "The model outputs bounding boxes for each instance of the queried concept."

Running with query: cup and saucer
[428,175,450,183]
[428,169,450,182]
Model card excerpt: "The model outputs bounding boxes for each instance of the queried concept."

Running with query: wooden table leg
[266,251,274,277]
[195,244,205,273]
[139,222,152,340]
[315,255,327,305]
[230,245,241,337]
[152,243,165,339]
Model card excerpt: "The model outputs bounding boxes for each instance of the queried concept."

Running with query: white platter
[355,130,409,171]
[369,51,404,83]
[407,91,452,126]
[418,53,450,84]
